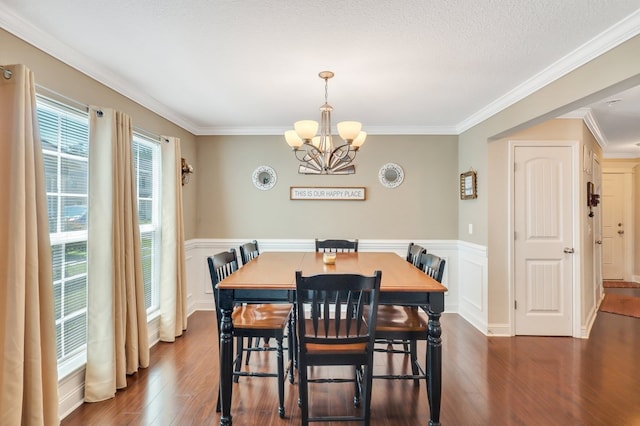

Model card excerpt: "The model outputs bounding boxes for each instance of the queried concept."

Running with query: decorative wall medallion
[378,163,404,188]
[252,165,277,190]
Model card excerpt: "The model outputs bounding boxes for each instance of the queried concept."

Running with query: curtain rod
[0,65,13,80]
[35,83,162,142]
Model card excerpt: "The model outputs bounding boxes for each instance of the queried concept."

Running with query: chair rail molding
[184,238,489,330]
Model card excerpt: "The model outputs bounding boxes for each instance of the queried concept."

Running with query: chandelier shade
[285,71,366,175]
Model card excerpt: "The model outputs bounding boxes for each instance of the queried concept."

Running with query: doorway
[602,172,631,280]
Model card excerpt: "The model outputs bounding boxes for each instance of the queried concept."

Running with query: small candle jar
[322,252,336,265]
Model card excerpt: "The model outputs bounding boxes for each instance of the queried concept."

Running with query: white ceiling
[1,1,640,155]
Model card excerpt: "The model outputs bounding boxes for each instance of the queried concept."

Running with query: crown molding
[456,9,640,134]
[3,4,640,137]
[0,3,201,135]
[558,108,608,150]
[192,124,459,136]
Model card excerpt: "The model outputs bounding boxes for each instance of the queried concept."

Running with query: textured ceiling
[1,1,640,155]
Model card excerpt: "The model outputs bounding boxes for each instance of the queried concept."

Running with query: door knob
[595,240,602,244]
[564,248,575,254]
[618,230,625,235]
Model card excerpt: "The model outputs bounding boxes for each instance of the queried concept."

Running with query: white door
[602,173,626,280]
[514,145,574,336]
[593,157,603,303]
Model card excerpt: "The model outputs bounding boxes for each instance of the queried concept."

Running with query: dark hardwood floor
[63,290,640,425]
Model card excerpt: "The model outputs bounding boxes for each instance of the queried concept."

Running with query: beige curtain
[0,64,59,424]
[84,107,149,402]
[159,136,188,341]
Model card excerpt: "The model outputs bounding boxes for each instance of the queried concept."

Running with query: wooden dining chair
[315,238,359,253]
[207,249,293,418]
[295,270,381,425]
[373,252,446,384]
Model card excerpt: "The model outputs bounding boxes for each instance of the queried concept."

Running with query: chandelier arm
[305,144,326,165]
[293,149,310,162]
[293,144,327,171]
[327,145,357,170]
[330,142,353,161]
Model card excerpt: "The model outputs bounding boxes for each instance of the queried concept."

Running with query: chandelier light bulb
[352,131,367,148]
[285,130,303,148]
[337,121,362,142]
[294,120,318,141]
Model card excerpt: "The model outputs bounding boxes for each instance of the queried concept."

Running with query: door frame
[507,140,581,337]
[592,154,603,304]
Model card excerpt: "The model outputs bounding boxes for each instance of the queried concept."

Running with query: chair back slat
[239,240,259,265]
[295,271,381,346]
[206,249,239,329]
[417,252,445,283]
[406,242,427,268]
[315,238,359,253]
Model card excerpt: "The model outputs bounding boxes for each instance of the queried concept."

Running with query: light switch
[468,223,473,234]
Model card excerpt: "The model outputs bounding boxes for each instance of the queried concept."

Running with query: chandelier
[285,71,366,174]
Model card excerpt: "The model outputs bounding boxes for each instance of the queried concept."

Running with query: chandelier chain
[324,77,329,104]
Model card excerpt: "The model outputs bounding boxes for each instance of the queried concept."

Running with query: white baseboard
[486,323,511,336]
[582,302,600,339]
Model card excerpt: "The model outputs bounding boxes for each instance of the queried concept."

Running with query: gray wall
[194,134,459,239]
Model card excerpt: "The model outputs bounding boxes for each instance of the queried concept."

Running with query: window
[38,97,162,375]
[133,134,161,313]
[39,98,89,366]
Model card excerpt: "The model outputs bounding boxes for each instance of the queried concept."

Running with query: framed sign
[460,171,477,200]
[290,187,366,200]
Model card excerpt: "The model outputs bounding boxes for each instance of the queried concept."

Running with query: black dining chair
[377,242,428,354]
[295,270,381,425]
[419,252,446,283]
[315,238,359,253]
[239,239,260,266]
[406,242,427,267]
[373,251,446,384]
[207,249,293,418]
[238,239,265,361]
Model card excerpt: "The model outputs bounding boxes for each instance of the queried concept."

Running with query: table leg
[219,304,234,425]
[427,297,443,426]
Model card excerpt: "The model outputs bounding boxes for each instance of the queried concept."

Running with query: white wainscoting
[185,238,488,326]
[457,241,489,334]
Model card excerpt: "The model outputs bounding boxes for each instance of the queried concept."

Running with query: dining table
[216,251,447,426]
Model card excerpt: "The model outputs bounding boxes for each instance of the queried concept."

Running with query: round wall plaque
[252,165,277,190]
[378,163,404,188]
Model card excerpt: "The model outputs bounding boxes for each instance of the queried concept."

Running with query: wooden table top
[218,251,447,293]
